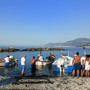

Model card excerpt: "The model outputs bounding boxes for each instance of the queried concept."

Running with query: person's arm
[79,56,81,63]
[72,57,75,65]
[2,58,5,62]
[24,59,26,66]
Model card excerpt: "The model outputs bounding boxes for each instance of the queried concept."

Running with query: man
[72,52,81,77]
[38,54,43,61]
[4,55,10,68]
[31,56,36,76]
[21,55,26,76]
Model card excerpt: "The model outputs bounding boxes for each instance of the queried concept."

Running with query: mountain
[45,38,90,47]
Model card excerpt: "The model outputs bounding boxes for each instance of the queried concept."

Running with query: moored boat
[35,60,54,66]
[0,60,17,67]
[0,56,18,67]
[52,55,73,73]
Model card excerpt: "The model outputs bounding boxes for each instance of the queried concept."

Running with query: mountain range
[1,38,90,49]
[45,38,90,47]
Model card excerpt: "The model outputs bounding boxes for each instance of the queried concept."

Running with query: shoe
[21,74,24,77]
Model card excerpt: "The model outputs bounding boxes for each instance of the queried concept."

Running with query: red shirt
[31,59,36,64]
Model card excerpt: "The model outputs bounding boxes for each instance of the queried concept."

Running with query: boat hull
[0,60,17,67]
[35,60,53,66]
[52,56,73,73]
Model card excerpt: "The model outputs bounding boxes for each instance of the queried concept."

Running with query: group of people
[4,52,90,77]
[72,52,90,77]
[20,53,56,76]
[37,53,55,61]
[16,52,90,77]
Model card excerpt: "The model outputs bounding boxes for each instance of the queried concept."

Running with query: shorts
[73,63,81,70]
[21,65,25,70]
[85,66,90,70]
[31,64,35,68]
[5,62,9,68]
[81,65,85,70]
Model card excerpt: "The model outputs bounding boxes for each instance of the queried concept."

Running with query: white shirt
[81,56,86,65]
[21,57,26,65]
[4,57,9,63]
[39,56,43,61]
[85,61,90,70]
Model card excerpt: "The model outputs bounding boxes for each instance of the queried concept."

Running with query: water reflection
[0,64,73,78]
[35,66,51,76]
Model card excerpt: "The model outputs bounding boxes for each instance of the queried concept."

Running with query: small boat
[35,60,54,66]
[52,55,73,73]
[0,60,17,67]
[0,56,18,67]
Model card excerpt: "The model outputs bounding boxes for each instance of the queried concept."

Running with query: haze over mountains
[1,38,90,49]
[45,38,90,47]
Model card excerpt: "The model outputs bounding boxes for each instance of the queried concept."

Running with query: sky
[0,0,90,46]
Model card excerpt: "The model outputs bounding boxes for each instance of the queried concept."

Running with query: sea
[0,47,90,77]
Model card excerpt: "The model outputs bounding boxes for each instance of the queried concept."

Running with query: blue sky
[0,0,90,46]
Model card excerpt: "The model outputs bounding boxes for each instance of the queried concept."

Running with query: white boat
[35,60,54,66]
[0,56,18,67]
[0,60,17,67]
[52,55,73,73]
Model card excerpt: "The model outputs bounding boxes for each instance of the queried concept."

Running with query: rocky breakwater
[0,48,20,52]
[0,47,65,52]
[23,47,65,52]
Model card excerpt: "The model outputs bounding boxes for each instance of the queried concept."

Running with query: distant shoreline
[0,47,65,52]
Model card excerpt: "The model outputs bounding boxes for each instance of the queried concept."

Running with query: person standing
[31,56,36,76]
[4,55,10,68]
[81,60,85,77]
[81,55,86,65]
[72,52,81,77]
[80,55,86,77]
[21,55,26,76]
[38,54,43,61]
[43,54,47,61]
[85,58,90,77]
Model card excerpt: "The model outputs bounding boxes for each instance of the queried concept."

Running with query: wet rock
[0,76,90,90]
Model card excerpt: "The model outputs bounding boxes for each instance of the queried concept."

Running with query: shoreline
[0,75,90,90]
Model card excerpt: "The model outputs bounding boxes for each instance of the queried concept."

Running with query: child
[81,60,85,77]
[85,58,90,77]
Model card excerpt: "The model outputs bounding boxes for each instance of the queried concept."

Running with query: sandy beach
[0,75,90,90]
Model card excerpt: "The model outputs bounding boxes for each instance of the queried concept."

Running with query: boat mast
[67,47,70,56]
[83,47,86,55]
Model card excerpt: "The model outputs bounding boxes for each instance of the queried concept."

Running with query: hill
[45,38,90,47]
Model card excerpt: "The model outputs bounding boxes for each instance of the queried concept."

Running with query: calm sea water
[0,47,90,77]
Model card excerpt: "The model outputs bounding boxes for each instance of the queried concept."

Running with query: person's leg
[77,70,80,77]
[72,70,76,77]
[81,65,85,77]
[21,65,25,76]
[87,70,89,77]
[77,63,81,77]
[5,63,7,68]
[72,64,76,77]
[86,70,88,77]
[81,70,85,77]
[22,70,24,75]
[81,70,83,76]
[7,62,9,68]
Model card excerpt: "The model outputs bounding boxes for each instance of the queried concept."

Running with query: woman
[85,58,90,77]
